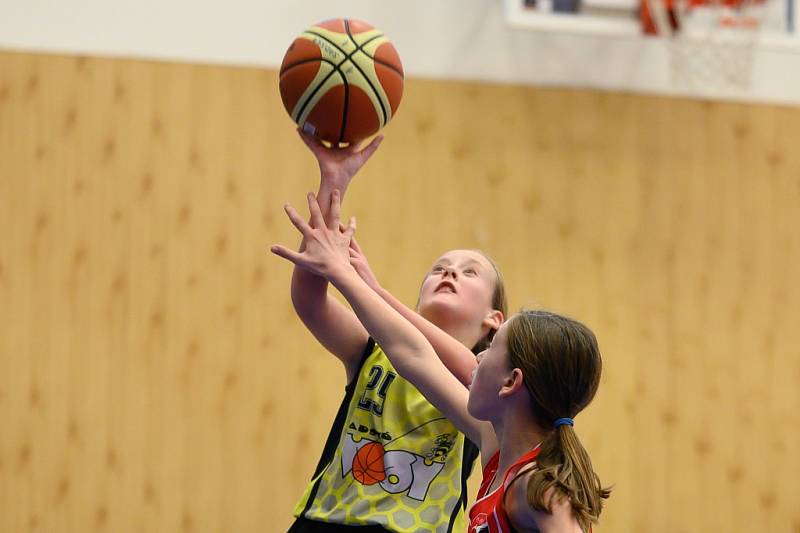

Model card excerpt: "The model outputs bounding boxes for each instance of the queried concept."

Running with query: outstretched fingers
[349,234,364,255]
[270,244,305,266]
[339,217,356,241]
[328,189,342,231]
[359,134,384,161]
[306,192,325,229]
[283,202,313,236]
[343,215,357,240]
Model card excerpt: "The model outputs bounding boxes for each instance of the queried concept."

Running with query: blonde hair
[506,310,611,532]
[469,250,507,354]
[416,250,507,353]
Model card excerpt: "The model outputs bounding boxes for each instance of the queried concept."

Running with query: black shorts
[287,516,390,532]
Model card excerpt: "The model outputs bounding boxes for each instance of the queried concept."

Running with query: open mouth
[434,281,457,293]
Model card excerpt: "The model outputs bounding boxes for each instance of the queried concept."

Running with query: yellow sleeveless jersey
[294,339,479,532]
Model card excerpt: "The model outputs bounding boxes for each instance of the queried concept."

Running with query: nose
[443,266,457,280]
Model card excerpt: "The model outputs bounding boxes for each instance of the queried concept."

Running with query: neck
[492,405,548,481]
[424,310,487,350]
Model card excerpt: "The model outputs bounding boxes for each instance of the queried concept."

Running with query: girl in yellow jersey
[272,192,611,533]
[284,131,506,533]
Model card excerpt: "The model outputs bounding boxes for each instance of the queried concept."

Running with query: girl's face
[467,320,512,421]
[417,250,497,328]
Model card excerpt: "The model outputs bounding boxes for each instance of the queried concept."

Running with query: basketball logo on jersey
[341,433,445,501]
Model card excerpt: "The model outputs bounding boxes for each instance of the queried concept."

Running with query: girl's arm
[348,237,478,386]
[272,193,488,446]
[289,132,383,380]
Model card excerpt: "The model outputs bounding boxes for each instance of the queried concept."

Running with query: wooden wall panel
[1,50,798,532]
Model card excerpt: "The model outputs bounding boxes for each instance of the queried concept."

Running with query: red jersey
[467,446,541,533]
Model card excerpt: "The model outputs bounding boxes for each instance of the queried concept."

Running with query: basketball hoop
[643,0,770,92]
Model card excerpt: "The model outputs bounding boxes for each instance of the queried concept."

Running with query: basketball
[352,441,386,485]
[279,19,404,145]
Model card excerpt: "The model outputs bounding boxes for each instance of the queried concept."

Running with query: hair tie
[554,417,574,428]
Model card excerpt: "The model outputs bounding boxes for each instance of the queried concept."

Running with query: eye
[464,268,477,276]
[431,265,445,274]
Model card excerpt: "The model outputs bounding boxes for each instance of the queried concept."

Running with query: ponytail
[525,424,611,532]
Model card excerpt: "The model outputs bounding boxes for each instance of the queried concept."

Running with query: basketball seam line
[306,26,387,82]
[280,56,337,76]
[338,71,350,144]
[344,20,388,126]
[364,446,384,469]
[369,57,405,78]
[300,26,402,77]
[354,34,404,78]
[305,27,388,126]
[293,66,344,126]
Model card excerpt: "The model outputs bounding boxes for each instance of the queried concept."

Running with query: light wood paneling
[1,50,798,532]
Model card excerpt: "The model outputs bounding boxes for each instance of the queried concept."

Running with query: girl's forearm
[374,286,476,386]
[331,268,433,372]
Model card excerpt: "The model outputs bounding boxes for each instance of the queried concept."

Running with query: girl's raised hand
[297,128,383,188]
[271,190,356,280]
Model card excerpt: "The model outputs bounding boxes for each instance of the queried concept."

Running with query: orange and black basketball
[279,19,404,145]
[352,441,386,486]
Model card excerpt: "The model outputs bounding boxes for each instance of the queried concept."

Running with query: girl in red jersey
[272,193,611,533]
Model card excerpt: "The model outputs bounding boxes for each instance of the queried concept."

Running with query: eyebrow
[434,258,485,268]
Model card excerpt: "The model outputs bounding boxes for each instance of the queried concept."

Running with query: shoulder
[503,466,538,530]
[505,468,581,533]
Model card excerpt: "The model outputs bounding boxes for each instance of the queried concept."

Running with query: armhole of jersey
[500,461,539,533]
[504,461,537,491]
[446,436,480,532]
[482,450,501,488]
[346,337,377,387]
[299,338,377,519]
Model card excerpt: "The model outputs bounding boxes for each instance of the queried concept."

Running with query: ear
[482,309,504,332]
[498,368,526,399]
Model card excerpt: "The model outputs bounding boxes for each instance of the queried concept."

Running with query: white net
[667,0,769,91]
